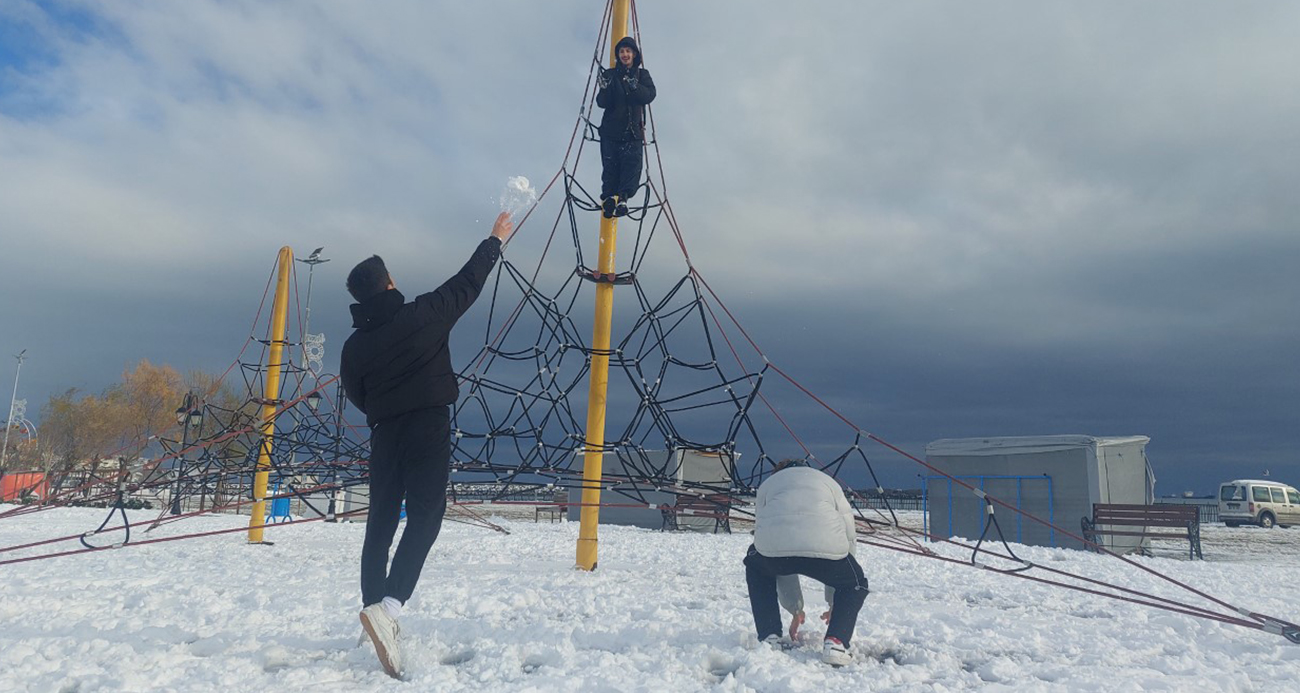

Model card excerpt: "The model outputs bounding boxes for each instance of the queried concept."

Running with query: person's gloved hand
[622,75,639,91]
[788,611,806,640]
[597,71,610,90]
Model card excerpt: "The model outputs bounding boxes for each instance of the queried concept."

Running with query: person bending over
[744,459,869,666]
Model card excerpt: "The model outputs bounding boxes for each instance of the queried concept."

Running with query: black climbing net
[441,6,898,522]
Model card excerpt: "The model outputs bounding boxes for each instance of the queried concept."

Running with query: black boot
[614,201,629,217]
[602,197,617,219]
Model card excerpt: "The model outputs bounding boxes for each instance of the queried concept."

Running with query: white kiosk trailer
[567,449,737,532]
[924,435,1154,552]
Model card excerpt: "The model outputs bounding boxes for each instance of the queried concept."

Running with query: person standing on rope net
[745,459,869,668]
[596,35,656,219]
[339,211,514,679]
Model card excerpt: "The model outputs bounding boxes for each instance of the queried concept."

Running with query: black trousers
[600,136,644,201]
[744,544,869,645]
[360,405,451,606]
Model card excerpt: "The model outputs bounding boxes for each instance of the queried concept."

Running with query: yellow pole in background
[249,246,293,543]
[576,0,631,571]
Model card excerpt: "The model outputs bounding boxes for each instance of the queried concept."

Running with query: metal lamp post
[327,379,346,522]
[296,247,330,375]
[2,349,28,470]
[169,392,204,515]
[293,250,329,529]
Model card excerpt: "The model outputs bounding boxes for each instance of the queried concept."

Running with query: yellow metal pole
[576,0,631,571]
[608,0,630,66]
[576,216,619,571]
[249,246,293,543]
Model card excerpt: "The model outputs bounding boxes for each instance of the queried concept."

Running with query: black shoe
[602,197,616,218]
[614,201,629,217]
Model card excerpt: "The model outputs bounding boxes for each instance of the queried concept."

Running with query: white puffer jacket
[754,466,857,560]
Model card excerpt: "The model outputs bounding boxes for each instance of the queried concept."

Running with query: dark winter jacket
[340,237,501,426]
[596,36,657,142]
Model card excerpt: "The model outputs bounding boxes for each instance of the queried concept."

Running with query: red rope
[0,510,367,568]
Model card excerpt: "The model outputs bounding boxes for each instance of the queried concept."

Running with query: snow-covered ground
[2,504,1300,692]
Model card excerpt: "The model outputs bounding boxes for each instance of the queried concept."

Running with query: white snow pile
[2,505,1299,692]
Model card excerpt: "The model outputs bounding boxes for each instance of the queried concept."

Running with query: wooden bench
[661,493,733,534]
[1081,503,1203,559]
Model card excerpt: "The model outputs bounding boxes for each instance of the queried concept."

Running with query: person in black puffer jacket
[341,211,513,678]
[596,35,657,218]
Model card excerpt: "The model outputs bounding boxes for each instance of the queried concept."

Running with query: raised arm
[413,212,512,323]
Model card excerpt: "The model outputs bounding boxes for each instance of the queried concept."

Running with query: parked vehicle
[1218,480,1300,528]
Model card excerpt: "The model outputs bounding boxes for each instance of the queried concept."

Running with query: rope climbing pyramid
[3,0,1297,650]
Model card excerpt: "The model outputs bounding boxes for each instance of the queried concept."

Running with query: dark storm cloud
[2,1,1297,492]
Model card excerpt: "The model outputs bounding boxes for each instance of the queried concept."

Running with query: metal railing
[850,497,926,512]
[1155,498,1219,523]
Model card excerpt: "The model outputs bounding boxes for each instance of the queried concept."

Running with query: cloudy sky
[2,1,1297,494]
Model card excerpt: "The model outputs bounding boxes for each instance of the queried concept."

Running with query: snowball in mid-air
[500,176,538,218]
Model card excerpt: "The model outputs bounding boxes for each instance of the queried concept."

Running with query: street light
[2,349,28,470]
[326,378,347,522]
[170,392,204,515]
[296,247,330,374]
[295,249,330,521]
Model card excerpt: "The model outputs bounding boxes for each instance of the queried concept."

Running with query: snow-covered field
[2,505,1300,692]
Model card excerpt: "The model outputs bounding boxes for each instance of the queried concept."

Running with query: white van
[1218,480,1300,528]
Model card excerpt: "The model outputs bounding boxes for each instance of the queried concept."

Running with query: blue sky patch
[0,1,129,118]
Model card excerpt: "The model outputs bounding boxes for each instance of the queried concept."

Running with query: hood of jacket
[349,289,406,331]
[614,36,642,69]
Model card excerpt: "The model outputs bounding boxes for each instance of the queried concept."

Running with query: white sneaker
[822,637,851,667]
[360,604,403,678]
[761,634,789,650]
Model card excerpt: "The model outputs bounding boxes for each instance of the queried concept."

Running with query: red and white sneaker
[822,636,851,667]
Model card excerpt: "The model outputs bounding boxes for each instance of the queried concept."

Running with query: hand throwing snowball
[339,211,515,678]
[745,459,869,667]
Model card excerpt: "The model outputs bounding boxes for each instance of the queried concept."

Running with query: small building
[924,435,1154,552]
[567,449,736,532]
